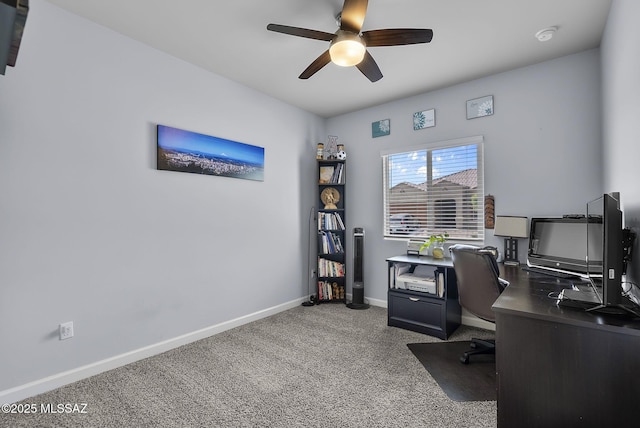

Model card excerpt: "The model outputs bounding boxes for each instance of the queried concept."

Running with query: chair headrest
[450,245,500,278]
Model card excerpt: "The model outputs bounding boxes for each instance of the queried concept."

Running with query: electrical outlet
[59,321,74,340]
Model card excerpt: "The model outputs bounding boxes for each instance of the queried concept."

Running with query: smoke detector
[535,27,558,42]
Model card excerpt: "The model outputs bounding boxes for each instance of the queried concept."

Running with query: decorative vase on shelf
[432,245,445,259]
[419,233,449,259]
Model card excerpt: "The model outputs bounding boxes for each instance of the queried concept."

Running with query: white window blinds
[382,136,484,241]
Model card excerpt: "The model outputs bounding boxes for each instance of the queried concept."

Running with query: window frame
[381,135,485,241]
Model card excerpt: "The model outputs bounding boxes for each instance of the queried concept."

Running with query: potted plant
[419,233,449,259]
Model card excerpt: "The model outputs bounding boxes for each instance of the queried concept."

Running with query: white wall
[601,0,640,285]
[328,50,603,303]
[0,0,324,398]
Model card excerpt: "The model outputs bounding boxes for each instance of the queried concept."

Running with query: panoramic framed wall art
[157,124,265,181]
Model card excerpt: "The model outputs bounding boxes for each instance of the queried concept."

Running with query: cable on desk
[547,291,562,300]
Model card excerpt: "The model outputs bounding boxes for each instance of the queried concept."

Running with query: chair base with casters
[460,338,495,364]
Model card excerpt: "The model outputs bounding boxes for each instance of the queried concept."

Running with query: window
[382,136,484,241]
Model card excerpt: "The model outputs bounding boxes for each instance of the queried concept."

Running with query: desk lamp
[494,216,528,266]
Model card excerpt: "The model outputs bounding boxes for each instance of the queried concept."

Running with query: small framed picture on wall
[466,95,494,119]
[372,119,391,138]
[413,109,435,130]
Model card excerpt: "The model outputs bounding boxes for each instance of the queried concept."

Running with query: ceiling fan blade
[340,0,368,33]
[356,51,383,82]
[267,24,335,42]
[299,50,332,79]
[362,29,434,47]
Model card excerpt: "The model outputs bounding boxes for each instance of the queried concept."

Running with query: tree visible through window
[382,136,484,241]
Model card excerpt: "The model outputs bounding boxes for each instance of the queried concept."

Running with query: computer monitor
[527,217,594,276]
[586,193,624,309]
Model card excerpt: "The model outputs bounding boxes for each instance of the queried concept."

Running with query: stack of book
[317,257,345,277]
[317,281,345,301]
[319,231,344,254]
[318,212,345,230]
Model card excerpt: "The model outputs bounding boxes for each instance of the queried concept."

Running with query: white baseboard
[365,296,387,308]
[344,292,386,309]
[0,298,306,405]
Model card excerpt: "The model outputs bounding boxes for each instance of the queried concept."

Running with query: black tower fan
[348,227,369,309]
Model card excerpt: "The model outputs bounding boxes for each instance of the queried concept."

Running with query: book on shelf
[333,234,344,253]
[334,212,345,229]
[317,280,345,301]
[320,231,344,254]
[332,163,344,184]
[318,163,345,184]
[317,257,345,277]
[437,271,445,298]
[390,264,396,289]
[320,231,329,254]
[318,212,346,231]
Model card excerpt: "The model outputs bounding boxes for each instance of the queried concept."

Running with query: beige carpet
[1,304,496,427]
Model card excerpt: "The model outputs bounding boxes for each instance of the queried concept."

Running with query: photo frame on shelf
[319,165,335,184]
[413,109,435,130]
[372,119,391,138]
[466,95,494,119]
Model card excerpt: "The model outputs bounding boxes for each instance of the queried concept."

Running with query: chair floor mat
[407,341,496,402]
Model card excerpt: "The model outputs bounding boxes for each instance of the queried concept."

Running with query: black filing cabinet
[387,255,461,339]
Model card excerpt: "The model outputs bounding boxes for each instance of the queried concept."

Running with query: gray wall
[0,0,324,393]
[601,0,640,285]
[327,49,603,303]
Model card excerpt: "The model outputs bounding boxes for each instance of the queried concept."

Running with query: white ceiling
[44,0,612,118]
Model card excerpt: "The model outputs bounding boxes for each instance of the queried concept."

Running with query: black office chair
[450,245,506,364]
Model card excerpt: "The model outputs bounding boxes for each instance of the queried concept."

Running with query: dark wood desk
[493,266,640,428]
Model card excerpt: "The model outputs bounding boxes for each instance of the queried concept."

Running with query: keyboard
[521,265,578,279]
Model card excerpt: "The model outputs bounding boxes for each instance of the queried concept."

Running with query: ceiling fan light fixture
[329,31,366,67]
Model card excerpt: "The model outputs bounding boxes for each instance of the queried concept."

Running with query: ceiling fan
[267,0,433,82]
